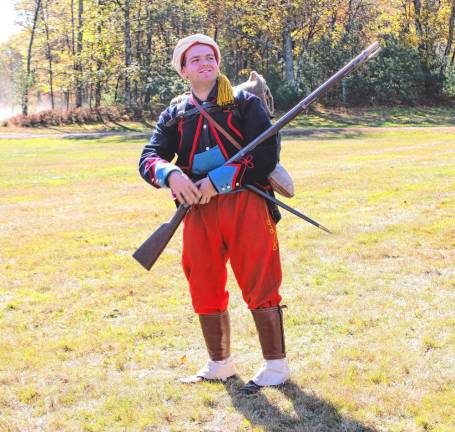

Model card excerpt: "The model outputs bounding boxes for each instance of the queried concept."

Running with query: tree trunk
[296,50,305,82]
[133,5,142,106]
[94,0,104,108]
[22,0,42,116]
[40,0,54,109]
[296,16,320,81]
[438,0,455,79]
[71,0,75,55]
[114,75,120,103]
[443,0,455,62]
[75,0,84,108]
[95,63,102,108]
[413,0,434,97]
[144,5,153,106]
[124,0,132,109]
[64,90,70,110]
[283,25,295,83]
[413,0,424,45]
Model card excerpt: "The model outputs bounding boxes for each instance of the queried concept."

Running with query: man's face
[181,44,219,85]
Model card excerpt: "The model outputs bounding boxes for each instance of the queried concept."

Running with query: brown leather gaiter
[251,306,286,360]
[198,310,231,361]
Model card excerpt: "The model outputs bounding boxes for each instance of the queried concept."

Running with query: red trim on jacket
[208,121,229,160]
[230,164,241,189]
[178,117,184,153]
[145,156,167,188]
[188,115,204,172]
[227,111,244,139]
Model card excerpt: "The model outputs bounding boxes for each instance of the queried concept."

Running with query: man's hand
[168,171,202,205]
[195,177,218,204]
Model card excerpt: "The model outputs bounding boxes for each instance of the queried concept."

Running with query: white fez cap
[172,34,221,78]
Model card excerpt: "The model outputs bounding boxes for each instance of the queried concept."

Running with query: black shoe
[239,380,262,395]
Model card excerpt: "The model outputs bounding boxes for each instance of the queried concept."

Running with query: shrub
[352,35,425,105]
[443,64,455,98]
[7,106,129,127]
[271,81,309,111]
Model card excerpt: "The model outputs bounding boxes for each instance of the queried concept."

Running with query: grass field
[0,127,454,431]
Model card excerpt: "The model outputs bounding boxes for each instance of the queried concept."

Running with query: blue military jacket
[139,83,281,221]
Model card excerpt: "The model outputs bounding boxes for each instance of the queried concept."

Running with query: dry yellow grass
[0,127,454,431]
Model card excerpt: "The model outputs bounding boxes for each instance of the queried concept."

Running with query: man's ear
[181,67,188,79]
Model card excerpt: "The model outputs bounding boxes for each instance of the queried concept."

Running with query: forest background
[0,0,455,126]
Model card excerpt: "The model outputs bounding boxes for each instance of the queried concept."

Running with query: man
[139,34,289,394]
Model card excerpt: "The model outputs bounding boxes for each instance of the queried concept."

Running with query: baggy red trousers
[182,190,282,314]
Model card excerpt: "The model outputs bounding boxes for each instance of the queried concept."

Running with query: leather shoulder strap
[190,94,242,151]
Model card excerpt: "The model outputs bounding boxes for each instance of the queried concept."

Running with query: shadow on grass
[282,129,366,141]
[223,377,378,432]
[65,131,151,140]
[293,106,455,128]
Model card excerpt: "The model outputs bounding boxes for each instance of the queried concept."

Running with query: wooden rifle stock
[133,42,382,271]
[133,204,189,270]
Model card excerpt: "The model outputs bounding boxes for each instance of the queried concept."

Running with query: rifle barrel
[246,185,331,233]
[134,42,382,271]
[225,42,382,165]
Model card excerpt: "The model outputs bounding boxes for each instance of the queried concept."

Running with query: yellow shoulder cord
[216,73,235,106]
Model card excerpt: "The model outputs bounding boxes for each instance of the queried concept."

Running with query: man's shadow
[223,377,378,432]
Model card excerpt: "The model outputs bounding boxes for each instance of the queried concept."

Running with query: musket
[133,41,382,271]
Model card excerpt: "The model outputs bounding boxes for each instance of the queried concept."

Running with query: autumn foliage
[1,0,455,120]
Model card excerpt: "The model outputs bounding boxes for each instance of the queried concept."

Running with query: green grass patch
[0,127,454,430]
